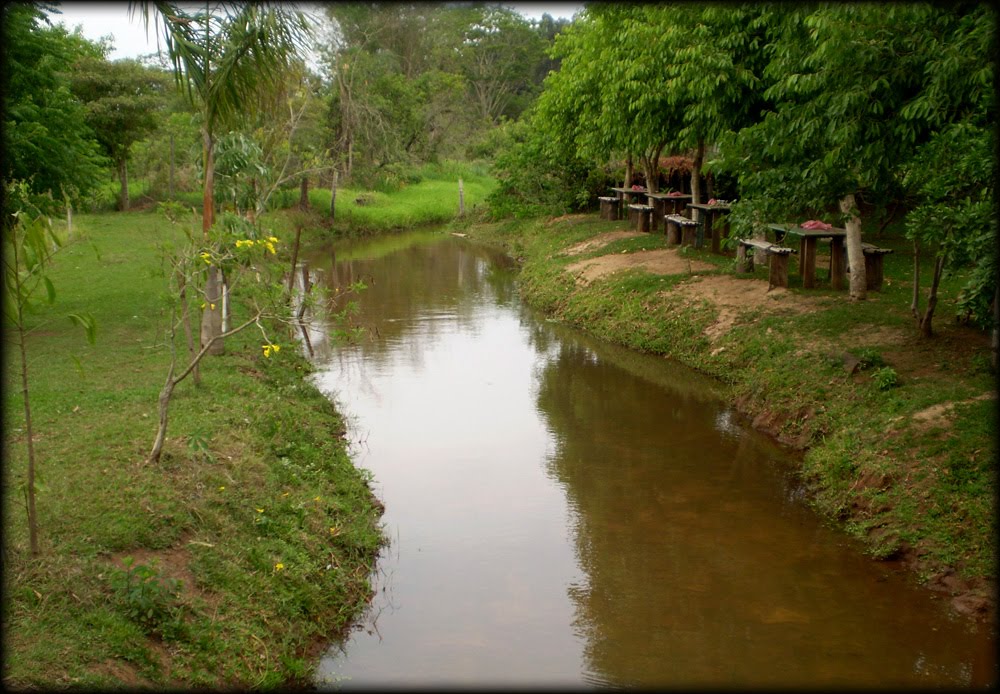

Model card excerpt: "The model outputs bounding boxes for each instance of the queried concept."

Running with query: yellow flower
[256,508,264,514]
[272,344,281,353]
[262,345,272,358]
[218,486,225,491]
[200,251,212,265]
[265,242,276,255]
[274,562,285,571]
[329,526,340,536]
[210,303,216,310]
[268,236,279,244]
[281,492,289,497]
[313,496,321,502]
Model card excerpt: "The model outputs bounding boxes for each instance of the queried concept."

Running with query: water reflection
[307,230,995,689]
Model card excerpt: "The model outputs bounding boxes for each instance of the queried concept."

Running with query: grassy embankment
[2,165,491,688]
[459,213,996,613]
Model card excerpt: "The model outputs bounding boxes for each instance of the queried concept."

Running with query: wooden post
[636,207,650,233]
[666,219,680,245]
[458,178,465,216]
[801,237,817,288]
[299,175,310,210]
[329,169,338,219]
[707,212,719,254]
[736,243,753,274]
[865,252,885,291]
[769,254,789,290]
[830,237,847,290]
[681,222,697,246]
[753,229,767,267]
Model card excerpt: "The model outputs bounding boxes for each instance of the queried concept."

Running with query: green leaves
[67,313,97,345]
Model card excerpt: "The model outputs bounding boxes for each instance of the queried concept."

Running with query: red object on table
[800,219,832,230]
[666,191,686,197]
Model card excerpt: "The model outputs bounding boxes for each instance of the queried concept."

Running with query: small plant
[108,557,182,634]
[871,366,899,391]
[856,347,887,371]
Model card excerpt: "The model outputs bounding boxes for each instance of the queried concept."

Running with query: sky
[43,2,586,62]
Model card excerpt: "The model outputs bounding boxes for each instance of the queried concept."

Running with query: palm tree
[130,1,310,353]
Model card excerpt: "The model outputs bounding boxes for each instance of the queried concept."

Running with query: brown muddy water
[303,229,995,689]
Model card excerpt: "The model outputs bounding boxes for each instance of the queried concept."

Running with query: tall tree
[131,1,310,353]
[723,4,934,299]
[455,5,546,124]
[2,3,107,204]
[70,57,170,210]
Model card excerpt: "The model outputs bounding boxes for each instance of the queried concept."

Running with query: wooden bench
[665,214,698,246]
[737,238,797,290]
[598,196,619,221]
[629,204,654,232]
[861,243,893,291]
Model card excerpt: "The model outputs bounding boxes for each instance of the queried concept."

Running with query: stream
[301,229,994,689]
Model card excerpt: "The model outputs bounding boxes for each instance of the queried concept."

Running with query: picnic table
[645,192,692,231]
[687,201,732,254]
[610,187,647,220]
[767,223,847,289]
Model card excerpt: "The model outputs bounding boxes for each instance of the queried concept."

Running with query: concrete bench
[629,204,654,232]
[861,243,893,291]
[665,214,698,246]
[598,196,619,221]
[737,238,797,290]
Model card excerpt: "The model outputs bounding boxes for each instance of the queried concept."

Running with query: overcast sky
[43,2,586,62]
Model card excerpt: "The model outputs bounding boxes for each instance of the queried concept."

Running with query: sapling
[4,183,96,555]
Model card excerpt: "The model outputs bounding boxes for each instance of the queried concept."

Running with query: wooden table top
[610,187,648,194]
[688,202,732,212]
[767,223,846,238]
[645,192,692,200]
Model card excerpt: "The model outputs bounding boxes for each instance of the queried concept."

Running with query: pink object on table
[666,191,685,197]
[800,219,832,230]
[707,198,717,205]
[631,184,644,190]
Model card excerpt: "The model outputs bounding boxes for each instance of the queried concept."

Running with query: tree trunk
[149,311,262,464]
[840,193,867,301]
[17,328,39,556]
[299,175,310,210]
[690,139,705,224]
[177,271,200,386]
[11,239,40,556]
[458,178,465,216]
[148,361,176,465]
[911,239,920,319]
[200,125,224,352]
[624,155,634,189]
[992,282,998,371]
[329,169,338,219]
[169,133,175,201]
[919,255,945,337]
[118,158,130,211]
[201,126,215,239]
[287,223,303,297]
[201,266,224,355]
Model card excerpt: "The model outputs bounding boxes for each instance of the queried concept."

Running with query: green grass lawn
[3,210,384,687]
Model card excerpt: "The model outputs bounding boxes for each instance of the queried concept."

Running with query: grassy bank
[459,213,996,617]
[3,211,383,687]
